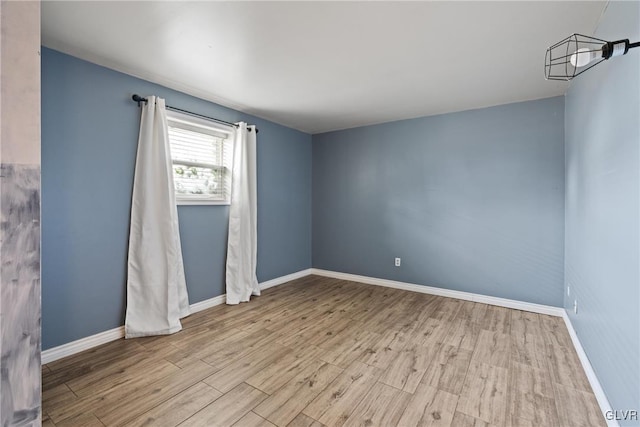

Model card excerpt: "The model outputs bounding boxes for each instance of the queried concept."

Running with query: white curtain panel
[125,96,190,338]
[226,123,259,304]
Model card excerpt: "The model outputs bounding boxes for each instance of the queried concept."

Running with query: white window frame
[166,110,234,206]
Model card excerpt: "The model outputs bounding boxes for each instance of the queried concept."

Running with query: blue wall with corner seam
[41,47,312,350]
[564,1,639,422]
[312,96,565,307]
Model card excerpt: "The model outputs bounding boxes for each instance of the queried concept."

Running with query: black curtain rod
[131,94,258,133]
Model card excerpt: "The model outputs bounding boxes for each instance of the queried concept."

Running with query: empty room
[1,1,638,426]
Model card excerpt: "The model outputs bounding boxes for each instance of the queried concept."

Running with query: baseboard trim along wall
[42,326,126,366]
[562,312,618,427]
[259,268,312,291]
[42,268,313,364]
[309,268,565,317]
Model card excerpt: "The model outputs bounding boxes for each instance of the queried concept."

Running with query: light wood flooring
[43,275,605,427]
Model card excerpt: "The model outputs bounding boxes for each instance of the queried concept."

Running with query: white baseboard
[41,326,126,365]
[562,312,617,427]
[309,268,564,317]
[189,294,226,313]
[260,268,312,291]
[42,268,312,364]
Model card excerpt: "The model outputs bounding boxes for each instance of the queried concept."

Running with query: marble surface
[1,164,41,426]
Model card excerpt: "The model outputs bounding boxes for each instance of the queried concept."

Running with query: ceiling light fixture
[544,33,639,81]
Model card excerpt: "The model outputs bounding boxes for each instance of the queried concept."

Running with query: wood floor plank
[204,343,291,393]
[378,341,441,393]
[264,306,326,336]
[286,413,325,427]
[441,317,480,352]
[318,329,381,369]
[358,330,408,369]
[378,348,427,394]
[429,298,462,322]
[55,413,104,427]
[471,329,510,369]
[406,317,451,348]
[360,309,401,334]
[228,295,312,330]
[330,287,381,316]
[552,382,606,427]
[67,355,180,397]
[456,301,488,325]
[507,415,538,427]
[233,411,277,427]
[43,340,149,392]
[396,382,458,427]
[248,305,316,334]
[364,303,417,334]
[349,292,405,325]
[540,315,573,348]
[313,288,363,313]
[457,361,508,425]
[302,361,382,427]
[170,320,248,351]
[276,311,351,349]
[46,338,146,373]
[421,344,472,395]
[94,360,218,426]
[304,317,355,349]
[510,311,543,337]
[342,382,412,427]
[124,382,222,427]
[508,362,558,426]
[201,329,280,371]
[546,342,592,392]
[254,360,343,427]
[450,412,493,427]
[179,383,268,427]
[46,379,132,424]
[478,306,511,334]
[163,327,251,368]
[510,332,548,370]
[245,345,324,394]
[42,383,77,417]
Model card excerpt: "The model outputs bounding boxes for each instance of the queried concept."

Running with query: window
[167,110,233,205]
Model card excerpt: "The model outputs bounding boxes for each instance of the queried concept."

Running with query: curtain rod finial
[132,94,147,106]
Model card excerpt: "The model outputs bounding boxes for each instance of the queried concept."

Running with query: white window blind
[166,110,233,205]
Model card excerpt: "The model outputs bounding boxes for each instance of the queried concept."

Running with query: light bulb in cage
[570,48,600,68]
[545,33,639,81]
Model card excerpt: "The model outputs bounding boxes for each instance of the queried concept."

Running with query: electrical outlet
[395,257,401,267]
[573,300,578,314]
[567,285,570,297]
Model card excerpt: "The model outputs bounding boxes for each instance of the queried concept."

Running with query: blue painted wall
[41,48,312,350]
[313,97,565,306]
[564,1,639,421]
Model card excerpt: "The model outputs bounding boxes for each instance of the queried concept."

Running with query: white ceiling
[42,1,606,134]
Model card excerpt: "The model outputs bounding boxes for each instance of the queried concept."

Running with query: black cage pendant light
[545,34,640,81]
